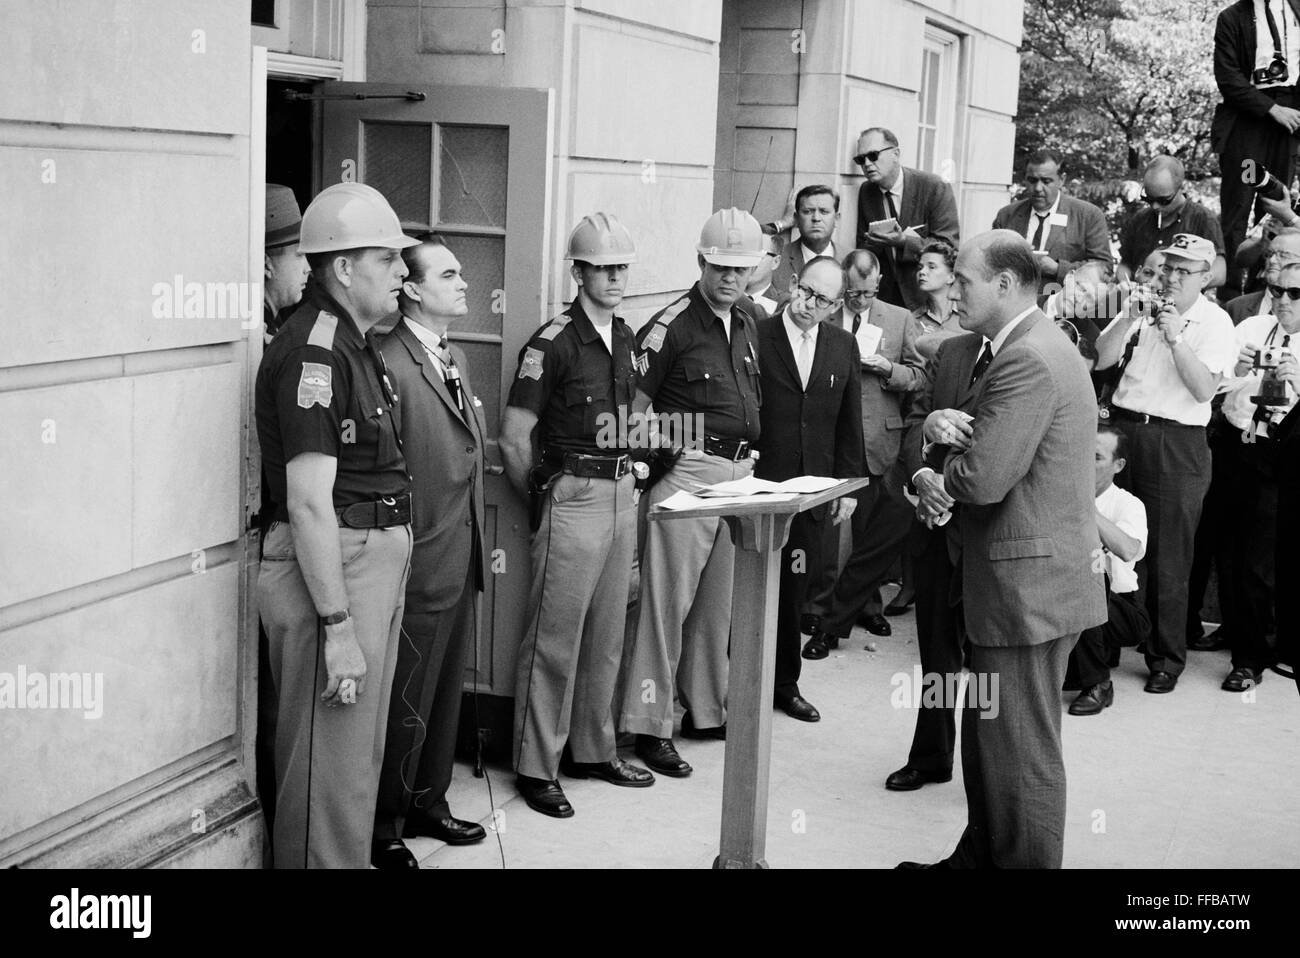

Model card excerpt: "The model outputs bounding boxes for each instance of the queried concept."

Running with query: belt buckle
[733,440,750,462]
[614,454,630,480]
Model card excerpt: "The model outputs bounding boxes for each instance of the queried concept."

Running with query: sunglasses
[792,282,838,310]
[1141,191,1178,207]
[854,146,899,166]
[1267,284,1300,301]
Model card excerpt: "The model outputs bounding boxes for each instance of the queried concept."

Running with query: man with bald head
[1119,157,1227,290]
[898,230,1106,869]
[755,256,864,720]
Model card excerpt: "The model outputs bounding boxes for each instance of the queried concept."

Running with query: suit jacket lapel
[807,327,833,392]
[766,315,803,391]
[398,321,468,427]
[898,170,915,230]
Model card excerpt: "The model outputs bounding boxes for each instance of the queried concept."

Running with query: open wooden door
[318,82,553,751]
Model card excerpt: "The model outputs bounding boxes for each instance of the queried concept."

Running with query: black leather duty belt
[703,435,753,461]
[334,493,412,529]
[559,452,633,480]
[1103,405,1195,428]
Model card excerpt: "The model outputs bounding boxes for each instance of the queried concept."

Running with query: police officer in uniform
[263,184,309,345]
[616,208,766,776]
[500,214,655,818]
[256,182,419,868]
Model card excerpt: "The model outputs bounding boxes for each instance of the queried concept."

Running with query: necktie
[969,342,993,387]
[883,189,900,281]
[435,337,465,413]
[885,190,898,222]
[851,312,862,335]
[1031,212,1049,251]
[797,330,814,390]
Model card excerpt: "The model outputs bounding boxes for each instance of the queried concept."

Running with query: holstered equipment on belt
[527,462,562,532]
[334,493,411,529]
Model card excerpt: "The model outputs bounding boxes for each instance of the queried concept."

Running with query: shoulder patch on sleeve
[518,346,545,380]
[642,324,667,353]
[538,314,572,341]
[307,310,339,350]
[653,297,690,329]
[297,362,334,409]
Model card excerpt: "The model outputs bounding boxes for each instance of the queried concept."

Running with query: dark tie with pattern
[969,342,994,387]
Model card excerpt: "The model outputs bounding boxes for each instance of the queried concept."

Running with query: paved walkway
[412,592,1299,869]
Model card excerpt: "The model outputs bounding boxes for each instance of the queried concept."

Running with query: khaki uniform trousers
[618,451,753,737]
[513,472,637,780]
[259,521,412,868]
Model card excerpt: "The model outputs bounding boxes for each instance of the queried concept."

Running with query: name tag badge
[1049,212,1069,228]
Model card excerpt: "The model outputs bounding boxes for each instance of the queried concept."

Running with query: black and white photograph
[1,0,1295,934]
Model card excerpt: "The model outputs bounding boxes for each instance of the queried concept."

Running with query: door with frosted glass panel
[320,83,552,704]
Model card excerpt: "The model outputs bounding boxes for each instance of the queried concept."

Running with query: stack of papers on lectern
[655,475,842,512]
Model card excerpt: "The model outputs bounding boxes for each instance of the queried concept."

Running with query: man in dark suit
[803,250,926,654]
[992,149,1111,293]
[854,127,960,311]
[899,231,1107,869]
[1213,0,1300,300]
[771,185,842,294]
[889,328,987,792]
[372,235,489,869]
[755,256,864,721]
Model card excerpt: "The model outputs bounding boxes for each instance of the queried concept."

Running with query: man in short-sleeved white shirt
[1093,233,1236,694]
[1066,426,1151,715]
[1211,261,1300,693]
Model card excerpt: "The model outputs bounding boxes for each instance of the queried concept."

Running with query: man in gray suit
[771,184,842,294]
[992,149,1111,293]
[899,230,1107,869]
[372,235,489,868]
[803,250,926,655]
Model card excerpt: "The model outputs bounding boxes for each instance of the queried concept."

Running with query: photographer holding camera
[1213,258,1300,692]
[1095,234,1238,694]
[1214,0,1300,301]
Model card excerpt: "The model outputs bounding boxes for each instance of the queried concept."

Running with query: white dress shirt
[404,316,451,379]
[1106,295,1237,426]
[1255,0,1300,89]
[1096,482,1147,594]
[1219,312,1298,433]
[783,312,819,389]
[800,239,836,265]
[1024,192,1062,251]
[990,305,1038,355]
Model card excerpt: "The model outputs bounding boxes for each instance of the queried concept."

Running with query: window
[917,26,960,182]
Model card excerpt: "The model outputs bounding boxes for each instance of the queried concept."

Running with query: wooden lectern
[648,477,869,869]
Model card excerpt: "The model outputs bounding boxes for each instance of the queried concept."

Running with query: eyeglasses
[792,282,838,310]
[1141,191,1178,207]
[1267,284,1300,301]
[854,146,899,166]
[1158,263,1207,279]
[845,287,879,300]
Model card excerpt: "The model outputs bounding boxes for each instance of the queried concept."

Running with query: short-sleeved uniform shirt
[636,283,762,443]
[255,287,409,515]
[506,300,638,457]
[1119,200,1225,276]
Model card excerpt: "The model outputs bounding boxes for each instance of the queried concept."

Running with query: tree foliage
[1016,0,1222,180]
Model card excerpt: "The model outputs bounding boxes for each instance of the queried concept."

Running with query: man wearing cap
[500,214,655,817]
[368,234,488,869]
[256,182,419,868]
[1095,233,1238,694]
[263,184,310,345]
[616,208,766,775]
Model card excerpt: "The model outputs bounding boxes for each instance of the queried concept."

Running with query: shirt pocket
[564,378,610,435]
[682,357,716,406]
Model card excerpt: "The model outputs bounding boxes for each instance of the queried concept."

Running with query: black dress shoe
[885,766,953,791]
[883,592,915,616]
[1068,681,1114,715]
[1144,671,1177,693]
[516,776,574,818]
[775,694,820,722]
[402,815,486,845]
[370,838,420,870]
[895,858,951,870]
[681,712,726,740]
[859,612,892,636]
[802,632,830,660]
[1221,666,1262,692]
[1190,629,1230,652]
[633,735,693,777]
[560,756,655,787]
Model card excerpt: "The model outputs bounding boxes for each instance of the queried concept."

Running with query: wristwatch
[319,609,350,627]
[1171,333,1184,347]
